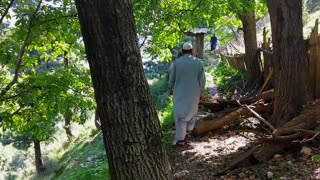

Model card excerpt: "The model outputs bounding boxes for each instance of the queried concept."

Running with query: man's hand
[200,95,205,101]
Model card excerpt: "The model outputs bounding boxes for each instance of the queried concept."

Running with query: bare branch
[300,132,320,143]
[0,0,15,26]
[257,47,273,55]
[139,34,148,49]
[236,100,276,131]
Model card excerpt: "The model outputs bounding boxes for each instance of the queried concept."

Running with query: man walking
[169,42,206,147]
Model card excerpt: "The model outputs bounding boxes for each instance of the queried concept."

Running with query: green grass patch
[32,128,110,180]
[54,131,109,180]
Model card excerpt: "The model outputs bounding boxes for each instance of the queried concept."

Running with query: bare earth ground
[169,118,320,180]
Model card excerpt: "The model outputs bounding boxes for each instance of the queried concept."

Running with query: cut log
[200,89,274,111]
[202,107,239,121]
[193,103,273,136]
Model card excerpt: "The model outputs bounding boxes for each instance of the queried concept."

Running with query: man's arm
[198,62,206,99]
[168,62,176,95]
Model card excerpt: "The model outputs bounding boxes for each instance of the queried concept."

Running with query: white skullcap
[182,42,193,50]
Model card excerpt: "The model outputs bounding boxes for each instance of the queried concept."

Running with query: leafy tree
[0,0,95,172]
[75,0,171,179]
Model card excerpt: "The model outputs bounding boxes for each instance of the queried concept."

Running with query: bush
[211,61,244,93]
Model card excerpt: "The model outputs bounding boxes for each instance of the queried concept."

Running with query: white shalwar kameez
[169,54,206,142]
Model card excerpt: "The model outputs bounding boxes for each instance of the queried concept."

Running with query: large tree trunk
[34,139,45,173]
[252,0,312,162]
[267,0,311,127]
[75,0,171,179]
[240,4,261,86]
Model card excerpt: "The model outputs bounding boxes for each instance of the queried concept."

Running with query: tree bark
[94,107,101,130]
[34,139,45,173]
[251,0,312,162]
[64,110,73,139]
[63,52,73,138]
[239,4,261,86]
[267,0,311,127]
[75,0,171,179]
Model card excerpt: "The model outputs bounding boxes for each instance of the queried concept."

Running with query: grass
[52,131,109,180]
[30,126,110,180]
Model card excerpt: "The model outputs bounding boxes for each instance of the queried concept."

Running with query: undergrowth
[210,61,245,93]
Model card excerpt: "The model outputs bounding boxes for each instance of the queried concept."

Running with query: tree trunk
[267,0,311,127]
[64,110,73,138]
[240,6,261,86]
[63,52,73,138]
[75,0,171,179]
[94,107,101,130]
[252,0,312,162]
[34,139,45,173]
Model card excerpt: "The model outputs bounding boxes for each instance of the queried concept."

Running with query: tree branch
[0,0,15,26]
[34,14,78,27]
[236,99,275,131]
[0,0,43,96]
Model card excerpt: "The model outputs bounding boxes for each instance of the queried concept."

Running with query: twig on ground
[236,100,275,131]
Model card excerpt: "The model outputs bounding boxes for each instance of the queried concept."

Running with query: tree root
[214,147,259,176]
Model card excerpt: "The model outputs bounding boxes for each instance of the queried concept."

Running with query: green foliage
[0,1,94,167]
[144,61,169,79]
[211,61,244,93]
[133,0,268,60]
[149,78,170,111]
[148,77,174,151]
[312,155,320,161]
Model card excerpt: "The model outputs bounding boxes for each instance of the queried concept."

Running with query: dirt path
[169,53,320,180]
[169,122,320,180]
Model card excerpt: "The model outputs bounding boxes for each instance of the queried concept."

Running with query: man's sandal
[175,140,192,148]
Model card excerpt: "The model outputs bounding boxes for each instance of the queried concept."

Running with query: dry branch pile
[194,89,320,174]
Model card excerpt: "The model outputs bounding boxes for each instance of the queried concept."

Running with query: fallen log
[192,102,273,136]
[202,107,239,121]
[200,89,274,111]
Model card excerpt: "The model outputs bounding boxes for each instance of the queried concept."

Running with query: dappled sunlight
[180,134,254,159]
